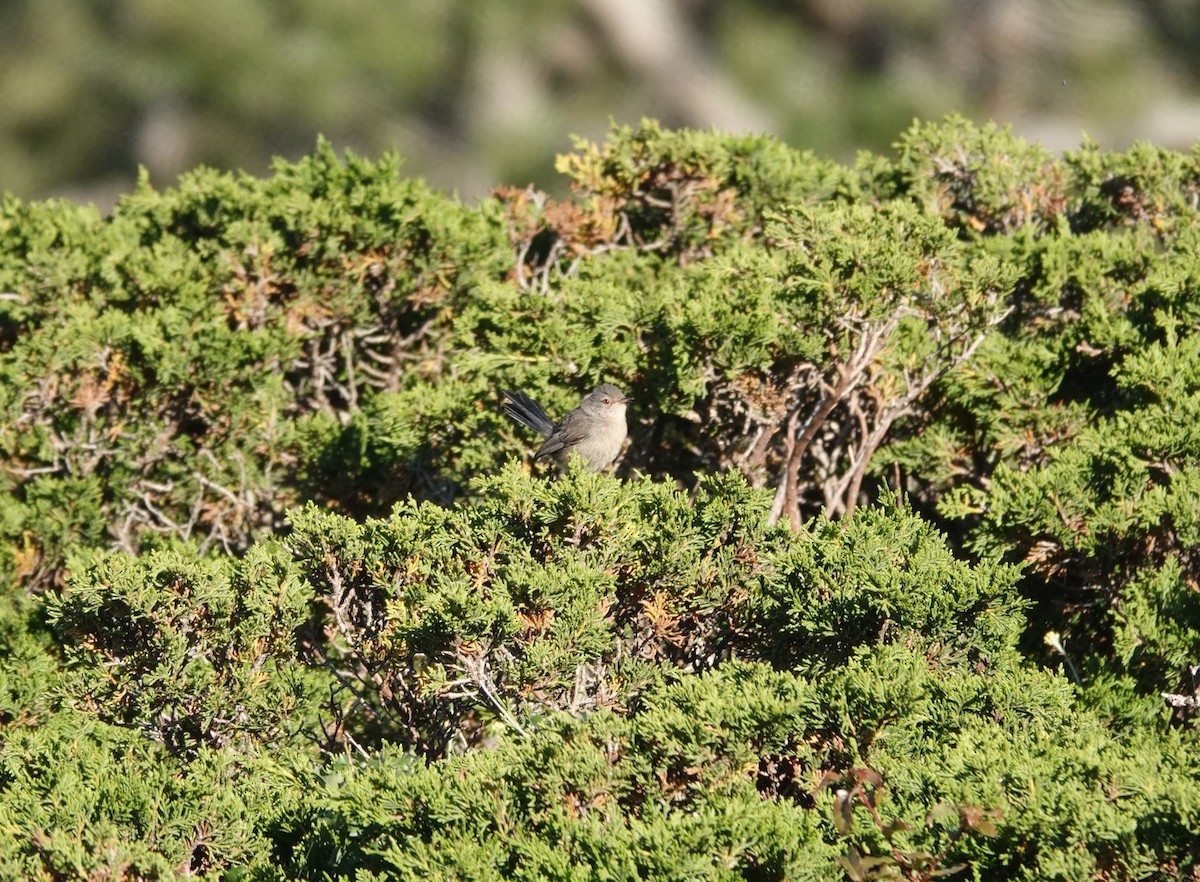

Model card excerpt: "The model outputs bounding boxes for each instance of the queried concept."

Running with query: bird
[502,384,629,472]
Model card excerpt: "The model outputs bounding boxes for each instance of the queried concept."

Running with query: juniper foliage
[1,118,1199,879]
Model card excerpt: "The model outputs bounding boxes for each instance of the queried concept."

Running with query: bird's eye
[602,397,611,405]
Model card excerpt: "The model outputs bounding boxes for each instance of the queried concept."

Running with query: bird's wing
[532,410,589,460]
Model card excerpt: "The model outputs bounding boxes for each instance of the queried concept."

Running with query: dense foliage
[1,118,1198,879]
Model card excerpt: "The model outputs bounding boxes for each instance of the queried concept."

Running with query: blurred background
[4,0,1200,209]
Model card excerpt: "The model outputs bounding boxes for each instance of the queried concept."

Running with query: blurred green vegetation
[3,0,1199,206]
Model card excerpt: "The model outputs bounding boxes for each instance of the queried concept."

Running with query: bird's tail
[503,390,554,437]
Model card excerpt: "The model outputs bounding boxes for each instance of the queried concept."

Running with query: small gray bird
[503,383,629,472]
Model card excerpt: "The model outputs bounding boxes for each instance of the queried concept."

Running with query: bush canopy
[1,118,1198,880]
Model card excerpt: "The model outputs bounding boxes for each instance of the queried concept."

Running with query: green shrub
[2,118,1200,880]
[0,139,509,592]
[0,711,301,879]
[49,543,326,758]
